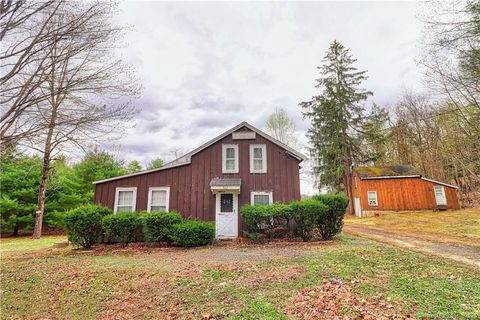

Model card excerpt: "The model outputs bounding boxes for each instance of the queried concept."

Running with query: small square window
[367,191,378,206]
[251,192,273,205]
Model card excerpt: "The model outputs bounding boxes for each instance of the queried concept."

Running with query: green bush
[290,200,328,241]
[312,194,349,240]
[240,203,292,236]
[169,220,215,247]
[143,211,183,245]
[64,204,112,249]
[102,213,143,247]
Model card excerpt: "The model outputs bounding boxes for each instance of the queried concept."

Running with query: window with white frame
[148,187,170,212]
[222,144,238,173]
[251,191,273,205]
[434,186,447,205]
[367,191,378,206]
[250,144,267,173]
[114,187,137,213]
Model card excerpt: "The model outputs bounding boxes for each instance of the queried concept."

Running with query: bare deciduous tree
[265,107,299,148]
[1,1,141,238]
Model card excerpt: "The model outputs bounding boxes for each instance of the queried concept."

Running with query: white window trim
[114,187,137,213]
[250,144,267,173]
[147,187,171,212]
[434,186,447,205]
[222,144,239,173]
[250,191,273,205]
[367,191,378,207]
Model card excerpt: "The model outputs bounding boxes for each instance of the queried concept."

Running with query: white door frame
[354,197,362,217]
[215,191,239,239]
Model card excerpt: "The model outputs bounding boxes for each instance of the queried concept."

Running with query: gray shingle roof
[209,177,242,187]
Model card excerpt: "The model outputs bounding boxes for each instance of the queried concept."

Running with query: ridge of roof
[93,121,306,185]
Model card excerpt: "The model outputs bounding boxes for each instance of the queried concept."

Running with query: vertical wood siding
[351,172,460,211]
[94,128,301,232]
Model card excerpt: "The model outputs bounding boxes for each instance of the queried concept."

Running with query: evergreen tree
[300,40,372,212]
[362,104,391,166]
[0,155,41,235]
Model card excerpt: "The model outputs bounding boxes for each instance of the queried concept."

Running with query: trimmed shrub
[102,213,143,247]
[169,220,215,247]
[290,200,328,241]
[240,203,292,237]
[143,211,183,245]
[312,194,349,240]
[64,204,112,249]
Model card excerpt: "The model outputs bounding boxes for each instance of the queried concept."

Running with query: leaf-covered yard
[1,235,479,319]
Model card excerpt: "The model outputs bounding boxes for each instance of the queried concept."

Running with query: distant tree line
[0,147,163,236]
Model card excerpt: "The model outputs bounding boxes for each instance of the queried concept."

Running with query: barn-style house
[93,122,305,239]
[351,166,460,217]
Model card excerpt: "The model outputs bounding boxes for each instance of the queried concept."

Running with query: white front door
[434,186,447,205]
[354,197,362,217]
[215,192,238,239]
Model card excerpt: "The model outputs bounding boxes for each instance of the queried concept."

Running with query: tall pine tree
[301,41,372,212]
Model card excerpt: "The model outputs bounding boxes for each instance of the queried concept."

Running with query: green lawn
[1,235,479,319]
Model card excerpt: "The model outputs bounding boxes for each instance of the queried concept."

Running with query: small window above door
[222,144,239,173]
[250,144,267,173]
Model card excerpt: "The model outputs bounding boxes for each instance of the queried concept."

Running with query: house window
[222,144,238,173]
[367,191,378,206]
[434,186,447,205]
[250,144,267,173]
[251,192,273,205]
[148,187,170,212]
[114,187,137,213]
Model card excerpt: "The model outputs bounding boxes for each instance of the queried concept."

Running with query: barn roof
[354,165,422,178]
[93,121,306,185]
[354,165,458,189]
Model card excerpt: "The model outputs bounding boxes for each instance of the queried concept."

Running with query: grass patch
[1,234,479,319]
[345,208,480,246]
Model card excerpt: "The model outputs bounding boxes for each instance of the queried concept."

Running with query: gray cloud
[113,1,423,194]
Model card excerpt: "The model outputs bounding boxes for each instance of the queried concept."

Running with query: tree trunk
[32,104,58,239]
[32,153,51,239]
[11,225,19,236]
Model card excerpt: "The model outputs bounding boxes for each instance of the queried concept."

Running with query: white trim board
[93,121,306,185]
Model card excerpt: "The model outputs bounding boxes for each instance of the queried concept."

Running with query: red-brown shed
[351,166,460,217]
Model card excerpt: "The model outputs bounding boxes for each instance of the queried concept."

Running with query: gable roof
[354,165,458,189]
[354,165,421,178]
[93,121,306,185]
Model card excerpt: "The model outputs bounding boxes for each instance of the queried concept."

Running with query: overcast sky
[111,1,425,194]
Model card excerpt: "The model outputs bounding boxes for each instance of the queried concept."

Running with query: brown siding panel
[352,172,460,212]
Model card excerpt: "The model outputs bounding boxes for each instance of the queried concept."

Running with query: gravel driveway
[343,225,480,268]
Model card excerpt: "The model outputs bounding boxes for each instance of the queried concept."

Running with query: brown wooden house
[351,166,460,217]
[93,122,305,238]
